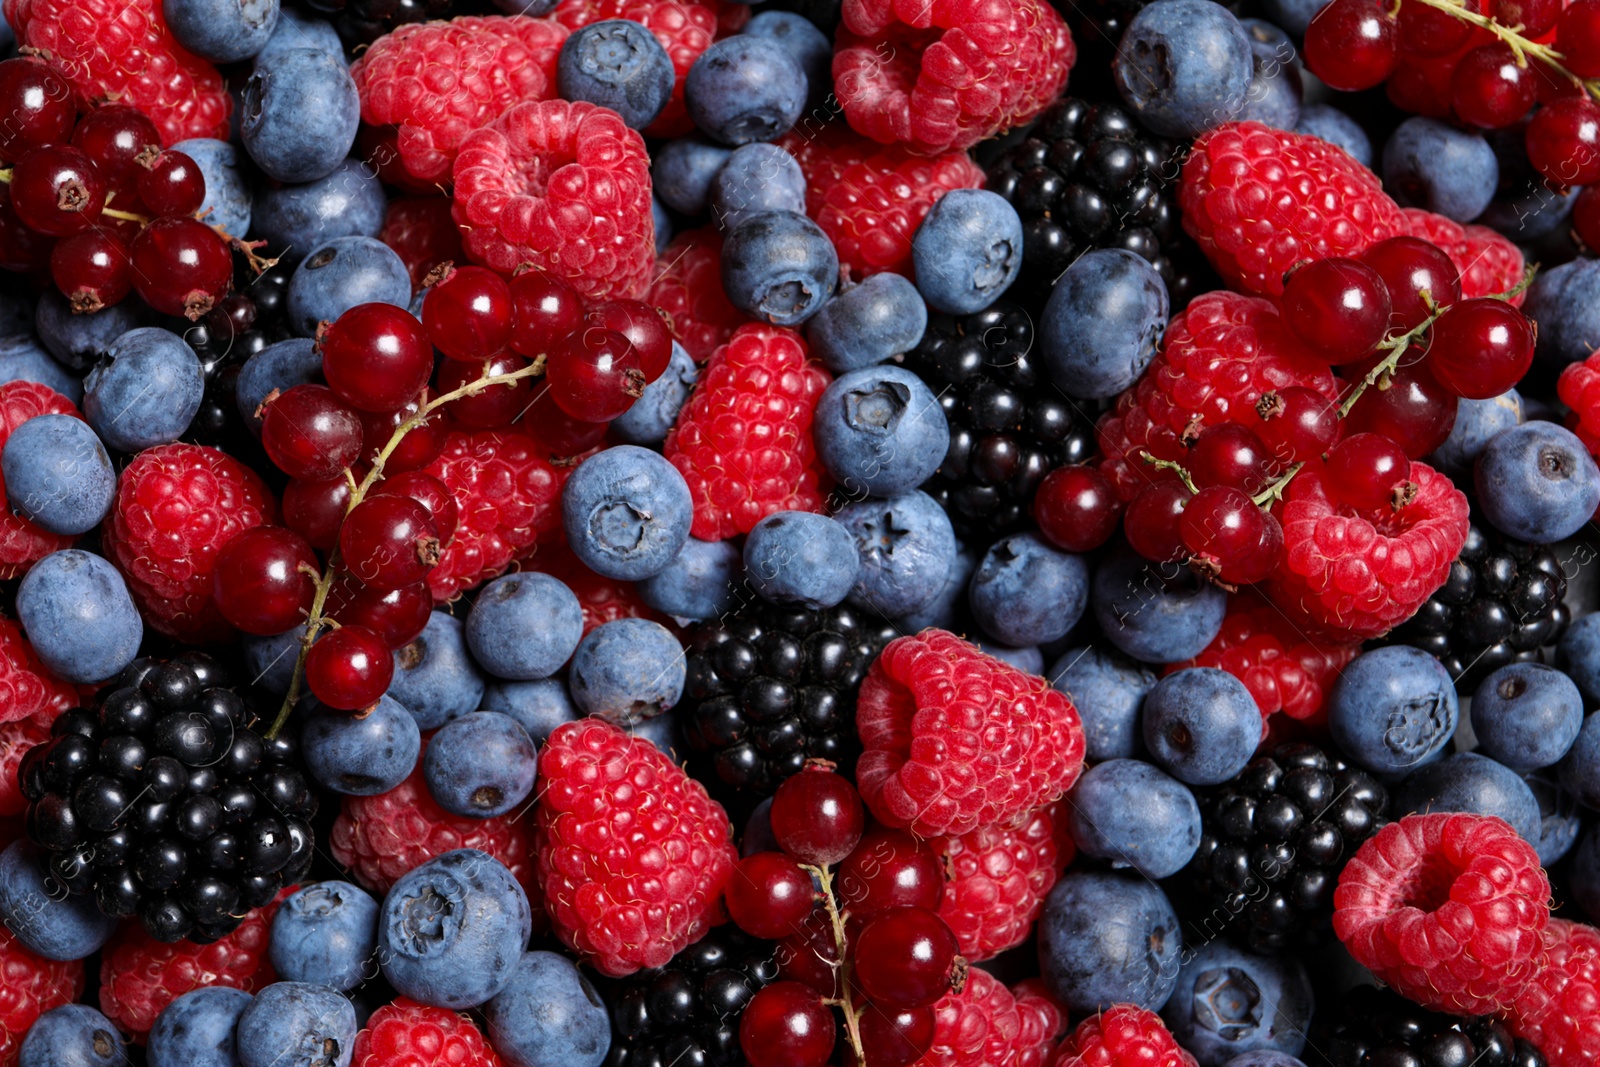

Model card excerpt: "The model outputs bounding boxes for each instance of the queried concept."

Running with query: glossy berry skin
[71,105,161,192]
[1452,45,1538,129]
[1034,466,1120,553]
[1282,257,1392,364]
[212,526,319,635]
[853,906,963,1008]
[1124,479,1191,563]
[1253,387,1341,464]
[836,829,945,916]
[725,851,817,939]
[1343,358,1459,458]
[137,151,205,218]
[1325,433,1411,511]
[423,265,513,362]
[1359,237,1461,330]
[1179,485,1265,573]
[261,385,365,481]
[435,353,532,429]
[1189,423,1275,492]
[739,981,835,1067]
[1558,0,1600,78]
[282,476,353,552]
[1577,186,1600,253]
[50,230,132,312]
[1304,0,1399,91]
[326,577,432,651]
[322,303,435,413]
[10,145,106,237]
[1496,0,1561,34]
[770,764,865,866]
[507,268,584,359]
[305,625,394,711]
[548,327,646,423]
[130,217,234,319]
[0,58,77,165]
[338,495,441,592]
[360,399,446,474]
[859,1006,936,1067]
[1526,96,1600,187]
[1426,299,1536,401]
[586,299,673,382]
[1396,2,1471,55]
[370,472,459,544]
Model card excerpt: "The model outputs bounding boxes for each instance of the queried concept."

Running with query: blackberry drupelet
[1392,522,1570,690]
[681,601,896,803]
[181,259,295,452]
[20,654,317,945]
[898,300,1094,544]
[602,926,778,1067]
[1310,983,1548,1067]
[299,0,473,46]
[1185,743,1388,955]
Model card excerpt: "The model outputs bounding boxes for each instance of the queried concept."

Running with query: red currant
[50,230,131,312]
[548,328,646,423]
[776,920,840,997]
[1495,0,1561,35]
[726,851,818,939]
[71,104,159,192]
[423,265,513,362]
[1452,45,1537,129]
[586,299,672,382]
[1033,465,1120,553]
[1533,55,1585,104]
[1253,387,1340,463]
[770,763,865,866]
[1558,0,1600,79]
[1526,96,1600,187]
[1224,510,1283,586]
[1359,236,1461,330]
[1397,1,1471,56]
[0,57,75,165]
[1342,357,1458,457]
[130,216,233,319]
[507,268,584,358]
[322,302,435,413]
[261,384,365,481]
[360,398,447,473]
[338,494,441,592]
[211,526,319,635]
[370,471,459,544]
[0,185,52,275]
[1282,257,1392,364]
[11,145,105,237]
[326,576,433,650]
[305,624,394,711]
[1325,432,1412,511]
[852,906,963,1009]
[1178,485,1265,573]
[1576,185,1600,253]
[1187,423,1275,493]
[282,475,354,552]
[836,829,945,917]
[1304,0,1400,91]
[436,353,532,429]
[523,391,613,455]
[1123,478,1191,563]
[859,1006,936,1067]
[136,150,205,218]
[1424,298,1535,400]
[738,982,835,1067]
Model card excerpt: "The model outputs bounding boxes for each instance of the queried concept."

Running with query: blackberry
[898,300,1095,544]
[986,96,1215,308]
[1185,743,1388,955]
[1309,983,1547,1067]
[1392,522,1570,690]
[19,654,317,945]
[299,0,476,46]
[601,926,778,1067]
[681,600,896,803]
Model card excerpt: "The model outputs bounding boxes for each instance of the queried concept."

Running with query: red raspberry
[645,227,750,363]
[1558,350,1600,456]
[1399,208,1527,304]
[3,0,229,146]
[351,15,569,187]
[1264,459,1469,642]
[1511,918,1600,1067]
[452,99,655,299]
[0,925,83,1065]
[0,712,55,817]
[1011,979,1067,1067]
[382,196,466,294]
[99,892,282,1040]
[857,630,1086,839]
[1048,1004,1198,1067]
[833,0,1074,155]
[534,718,737,977]
[0,617,75,729]
[1333,812,1551,1017]
[1095,291,1340,502]
[916,969,1064,1067]
[935,802,1073,962]
[780,124,878,216]
[0,381,80,579]
[527,544,670,635]
[422,430,565,603]
[101,443,277,644]
[663,322,832,541]
[1179,121,1408,298]
[351,998,503,1067]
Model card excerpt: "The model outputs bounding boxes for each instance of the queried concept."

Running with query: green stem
[1138,451,1199,494]
[1406,0,1600,100]
[807,862,868,1067]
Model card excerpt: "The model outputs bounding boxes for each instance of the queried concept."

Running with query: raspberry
[832,0,1074,155]
[1399,208,1528,304]
[382,196,466,294]
[1511,918,1600,1067]
[645,226,750,362]
[1333,812,1551,1017]
[0,617,75,728]
[663,322,832,541]
[452,99,655,299]
[527,544,669,635]
[351,998,503,1067]
[1048,1004,1198,1067]
[0,381,79,579]
[3,0,229,146]
[101,443,277,644]
[1011,979,1067,1067]
[1558,350,1600,456]
[935,802,1073,962]
[780,124,878,216]
[534,718,738,977]
[1095,291,1340,503]
[856,630,1086,839]
[1264,460,1470,642]
[918,969,1065,1067]
[99,892,282,1040]
[0,925,84,1066]
[1179,121,1408,298]
[0,712,54,817]
[422,430,565,603]
[351,15,569,187]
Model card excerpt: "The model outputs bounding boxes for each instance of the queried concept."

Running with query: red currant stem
[1138,451,1199,494]
[263,353,549,739]
[802,862,868,1066]
[0,168,11,184]
[1491,263,1539,303]
[1337,308,1448,419]
[1405,0,1600,97]
[101,206,151,225]
[1250,461,1304,508]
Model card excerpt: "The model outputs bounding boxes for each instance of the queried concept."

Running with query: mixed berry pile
[0,0,1599,1065]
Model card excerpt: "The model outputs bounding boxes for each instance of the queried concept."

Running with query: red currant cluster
[0,56,234,317]
[724,764,964,1067]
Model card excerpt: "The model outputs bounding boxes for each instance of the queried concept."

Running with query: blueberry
[813,364,949,497]
[171,139,254,238]
[711,142,806,231]
[558,20,675,129]
[234,982,357,1067]
[979,642,1044,674]
[744,11,831,109]
[1573,825,1600,922]
[1220,1055,1309,1067]
[651,137,733,215]
[1067,758,1201,879]
[0,840,117,960]
[17,1004,123,1067]
[483,950,612,1067]
[242,626,307,695]
[2,415,115,536]
[1559,613,1600,705]
[164,0,279,63]
[378,848,532,1010]
[1480,176,1580,239]
[17,550,142,685]
[894,546,975,632]
[467,573,584,681]
[685,36,806,145]
[83,326,204,451]
[969,532,1088,648]
[742,798,779,856]
[269,881,380,992]
[611,340,697,446]
[805,273,927,375]
[561,444,694,581]
[743,510,859,610]
[301,695,421,796]
[721,209,838,326]
[252,160,386,255]
[1328,645,1458,778]
[147,987,253,1067]
[636,535,743,621]
[241,48,359,184]
[1523,257,1600,368]
[1089,550,1227,663]
[1430,388,1522,477]
[1478,421,1600,543]
[1258,0,1331,35]
[1048,646,1157,762]
[1237,19,1301,130]
[254,6,343,68]
[568,618,686,723]
[1471,663,1584,772]
[1294,103,1372,167]
[481,678,579,743]
[1558,711,1600,809]
[1394,752,1542,844]
[625,709,683,761]
[1040,248,1169,399]
[235,338,322,434]
[389,612,486,731]
[0,335,83,403]
[1162,941,1312,1066]
[1382,117,1498,223]
[1527,771,1582,865]
[652,197,671,252]
[910,189,1024,315]
[424,712,538,818]
[1114,0,1254,139]
[1142,667,1259,786]
[286,236,411,337]
[34,290,149,375]
[836,490,958,617]
[1037,870,1182,1012]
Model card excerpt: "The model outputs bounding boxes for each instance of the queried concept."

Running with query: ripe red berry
[1557,0,1600,79]
[211,526,319,635]
[1033,465,1120,553]
[1226,510,1284,585]
[770,763,865,866]
[1253,387,1341,464]
[1342,357,1458,457]
[1424,298,1536,400]
[776,921,840,997]
[50,230,131,313]
[1452,45,1538,129]
[260,384,365,481]
[1397,1,1471,56]
[1495,0,1561,35]
[1325,432,1412,511]
[1179,485,1266,574]
[370,471,459,544]
[0,58,76,165]
[726,851,818,939]
[282,475,354,552]
[422,264,513,362]
[1187,423,1275,492]
[435,353,533,429]
[836,829,945,917]
[136,150,205,218]
[359,399,446,473]
[321,303,435,413]
[10,145,106,237]
[852,906,963,1009]
[1526,96,1600,187]
[1304,0,1400,91]
[1576,185,1600,253]
[305,624,394,711]
[326,576,432,650]
[1282,257,1392,364]
[547,328,646,423]
[739,982,836,1067]
[130,216,234,319]
[71,104,160,192]
[507,267,584,358]
[586,299,673,382]
[858,1005,936,1067]
[338,494,441,592]
[523,390,613,455]
[1359,237,1462,330]
[1123,478,1191,563]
